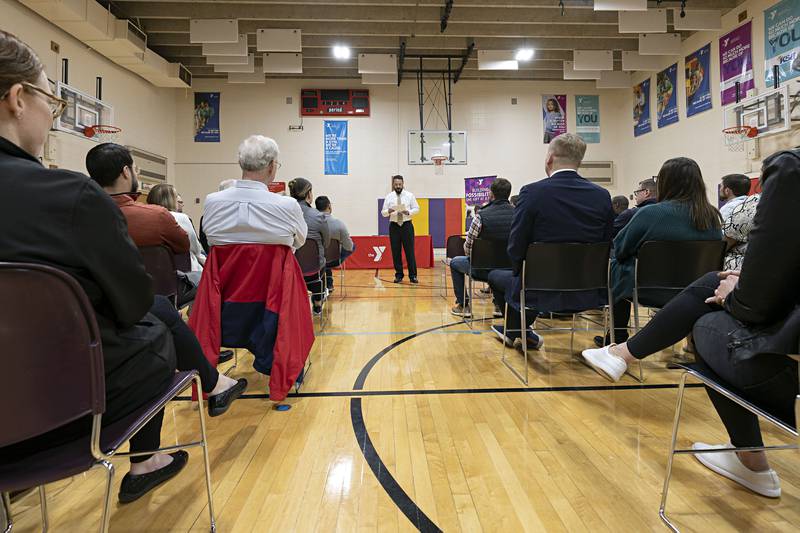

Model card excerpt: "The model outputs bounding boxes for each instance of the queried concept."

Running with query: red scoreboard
[300,89,370,117]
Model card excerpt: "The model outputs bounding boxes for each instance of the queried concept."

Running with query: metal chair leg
[38,486,48,532]
[569,313,576,354]
[223,348,239,377]
[193,374,217,532]
[98,460,114,533]
[2,491,12,533]
[659,372,689,533]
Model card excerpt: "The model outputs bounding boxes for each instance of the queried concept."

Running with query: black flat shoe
[594,335,606,348]
[393,276,403,283]
[118,451,188,504]
[410,277,419,284]
[218,350,234,364]
[208,378,247,417]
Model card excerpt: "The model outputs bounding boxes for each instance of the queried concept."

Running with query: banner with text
[194,92,220,142]
[765,0,800,86]
[633,78,652,137]
[542,94,567,143]
[657,63,679,128]
[464,176,497,206]
[575,95,600,143]
[324,120,348,175]
[720,21,755,105]
[686,44,713,116]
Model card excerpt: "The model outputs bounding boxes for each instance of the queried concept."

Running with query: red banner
[268,181,286,193]
[346,235,434,269]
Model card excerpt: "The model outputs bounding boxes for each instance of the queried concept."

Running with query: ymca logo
[371,246,386,262]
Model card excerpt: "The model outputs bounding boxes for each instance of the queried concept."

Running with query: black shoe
[312,304,322,315]
[118,451,189,504]
[593,335,606,348]
[393,275,403,283]
[208,378,248,417]
[410,277,419,284]
[218,350,234,364]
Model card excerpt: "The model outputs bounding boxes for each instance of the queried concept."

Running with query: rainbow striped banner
[377,198,467,247]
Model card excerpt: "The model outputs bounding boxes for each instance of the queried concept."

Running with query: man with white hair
[202,135,307,248]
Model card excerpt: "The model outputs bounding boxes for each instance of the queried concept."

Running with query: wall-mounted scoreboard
[300,89,370,116]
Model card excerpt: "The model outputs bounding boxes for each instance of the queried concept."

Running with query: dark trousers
[488,269,537,336]
[625,272,798,447]
[389,222,417,279]
[304,274,324,303]
[611,289,679,344]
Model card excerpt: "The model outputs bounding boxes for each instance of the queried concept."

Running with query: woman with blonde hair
[147,183,206,271]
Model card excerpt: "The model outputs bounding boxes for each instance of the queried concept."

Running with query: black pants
[624,272,798,447]
[304,274,324,303]
[389,222,417,279]
[489,269,537,336]
[612,289,680,344]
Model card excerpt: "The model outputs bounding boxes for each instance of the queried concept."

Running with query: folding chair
[659,351,799,532]
[0,262,215,533]
[324,238,346,300]
[441,235,466,299]
[464,238,511,326]
[500,242,613,385]
[138,245,179,307]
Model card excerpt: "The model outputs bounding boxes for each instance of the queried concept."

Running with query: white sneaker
[580,344,627,382]
[692,442,781,498]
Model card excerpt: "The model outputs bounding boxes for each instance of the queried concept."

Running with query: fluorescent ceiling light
[333,45,351,59]
[516,48,534,61]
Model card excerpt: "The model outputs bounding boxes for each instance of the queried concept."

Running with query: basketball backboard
[722,85,790,144]
[408,130,467,165]
[54,81,114,139]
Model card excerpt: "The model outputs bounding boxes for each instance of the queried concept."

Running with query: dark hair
[391,175,404,182]
[315,195,331,212]
[0,30,43,99]
[85,143,134,187]
[612,195,629,211]
[656,157,721,232]
[509,195,520,206]
[639,178,657,195]
[147,183,177,211]
[721,173,751,197]
[490,178,512,201]
[288,177,313,201]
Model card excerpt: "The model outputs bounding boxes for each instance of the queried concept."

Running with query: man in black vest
[450,178,514,317]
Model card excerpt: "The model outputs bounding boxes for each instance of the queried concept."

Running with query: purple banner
[720,21,755,106]
[464,176,497,206]
[542,94,567,143]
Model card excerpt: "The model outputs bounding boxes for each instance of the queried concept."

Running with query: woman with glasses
[0,30,246,503]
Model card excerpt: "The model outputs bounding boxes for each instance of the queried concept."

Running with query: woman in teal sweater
[598,157,722,346]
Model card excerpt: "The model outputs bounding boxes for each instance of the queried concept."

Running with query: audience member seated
[314,195,354,292]
[582,149,800,498]
[612,178,657,237]
[509,194,520,207]
[148,183,206,272]
[86,143,199,306]
[289,178,330,314]
[449,177,514,318]
[723,191,760,271]
[719,173,752,220]
[488,133,614,351]
[595,158,722,347]
[202,135,307,250]
[612,195,629,216]
[0,29,246,503]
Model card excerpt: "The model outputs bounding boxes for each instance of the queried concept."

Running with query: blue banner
[764,0,800,86]
[633,78,652,137]
[193,92,220,142]
[324,120,348,175]
[657,63,679,128]
[686,44,713,117]
[575,95,600,143]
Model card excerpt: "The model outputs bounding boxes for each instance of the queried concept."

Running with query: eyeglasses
[273,161,282,170]
[633,188,646,195]
[1,82,68,119]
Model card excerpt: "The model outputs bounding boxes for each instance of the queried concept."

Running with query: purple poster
[720,21,755,106]
[464,176,497,206]
[542,94,567,143]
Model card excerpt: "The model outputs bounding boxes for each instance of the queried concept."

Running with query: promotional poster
[464,176,497,206]
[720,21,755,105]
[633,79,652,136]
[324,120,348,175]
[542,94,567,143]
[686,44,713,116]
[193,92,220,142]
[764,0,800,86]
[575,95,600,143]
[657,64,679,128]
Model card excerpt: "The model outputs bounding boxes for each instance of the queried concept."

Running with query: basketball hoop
[431,155,447,175]
[722,126,758,152]
[83,124,122,143]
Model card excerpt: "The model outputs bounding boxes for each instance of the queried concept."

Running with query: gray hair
[548,133,586,167]
[218,179,236,191]
[237,135,279,172]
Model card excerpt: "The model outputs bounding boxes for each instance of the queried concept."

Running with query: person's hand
[401,209,410,215]
[718,270,741,279]
[705,273,739,305]
[388,207,396,214]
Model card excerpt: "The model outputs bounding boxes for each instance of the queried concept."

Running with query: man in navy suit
[488,133,614,350]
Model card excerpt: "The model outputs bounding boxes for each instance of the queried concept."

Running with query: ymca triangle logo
[372,246,386,262]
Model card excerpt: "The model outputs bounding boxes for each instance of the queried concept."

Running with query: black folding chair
[441,235,466,299]
[324,238,346,300]
[464,238,512,325]
[500,242,613,385]
[138,245,179,307]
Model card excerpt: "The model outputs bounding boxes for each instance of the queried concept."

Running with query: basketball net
[431,155,447,175]
[84,125,122,144]
[723,126,757,153]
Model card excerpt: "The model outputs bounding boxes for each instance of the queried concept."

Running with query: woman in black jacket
[582,149,800,498]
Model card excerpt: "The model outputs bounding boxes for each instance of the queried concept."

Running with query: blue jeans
[450,256,492,305]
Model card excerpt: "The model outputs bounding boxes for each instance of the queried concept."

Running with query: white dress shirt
[381,189,420,225]
[170,211,206,271]
[202,180,307,249]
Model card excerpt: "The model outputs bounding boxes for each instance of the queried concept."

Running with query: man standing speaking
[381,175,420,283]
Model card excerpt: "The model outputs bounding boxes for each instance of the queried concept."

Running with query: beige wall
[1,0,177,177]
[175,79,630,234]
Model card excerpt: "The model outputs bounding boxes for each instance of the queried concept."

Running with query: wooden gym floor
[8,267,799,532]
